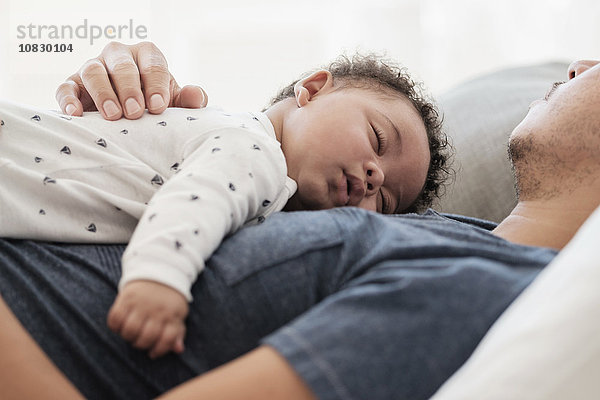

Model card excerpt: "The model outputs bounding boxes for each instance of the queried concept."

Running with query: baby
[0,54,446,358]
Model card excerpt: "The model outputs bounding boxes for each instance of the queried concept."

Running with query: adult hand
[55,41,208,120]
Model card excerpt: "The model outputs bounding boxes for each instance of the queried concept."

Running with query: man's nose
[568,60,599,80]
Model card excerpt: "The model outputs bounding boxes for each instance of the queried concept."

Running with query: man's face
[508,60,600,200]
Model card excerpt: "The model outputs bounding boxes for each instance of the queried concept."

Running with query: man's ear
[293,70,334,107]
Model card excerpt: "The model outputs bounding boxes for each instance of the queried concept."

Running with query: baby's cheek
[356,197,377,212]
[295,178,331,210]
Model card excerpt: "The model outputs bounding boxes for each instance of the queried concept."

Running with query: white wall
[1,0,599,110]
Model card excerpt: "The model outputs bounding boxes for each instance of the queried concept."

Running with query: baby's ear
[293,70,334,107]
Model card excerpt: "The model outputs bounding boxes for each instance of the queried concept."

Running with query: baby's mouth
[345,173,366,206]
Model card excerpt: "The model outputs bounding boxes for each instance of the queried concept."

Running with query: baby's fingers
[133,319,162,350]
[172,335,185,354]
[148,323,186,359]
[107,301,127,333]
[119,311,145,342]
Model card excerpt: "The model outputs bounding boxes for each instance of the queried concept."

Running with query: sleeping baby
[0,53,440,358]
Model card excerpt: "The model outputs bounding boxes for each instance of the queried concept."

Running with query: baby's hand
[107,280,189,359]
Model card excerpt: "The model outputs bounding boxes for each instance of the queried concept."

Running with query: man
[491,59,600,250]
[1,43,598,399]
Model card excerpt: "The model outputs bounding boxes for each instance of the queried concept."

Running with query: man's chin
[510,99,547,143]
[509,118,531,143]
[507,133,534,165]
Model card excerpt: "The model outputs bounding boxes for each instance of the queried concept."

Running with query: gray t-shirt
[0,208,557,399]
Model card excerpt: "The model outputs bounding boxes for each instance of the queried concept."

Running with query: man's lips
[337,173,365,206]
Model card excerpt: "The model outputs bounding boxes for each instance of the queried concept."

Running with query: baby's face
[281,86,431,213]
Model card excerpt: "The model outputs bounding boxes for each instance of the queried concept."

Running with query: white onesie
[0,100,297,300]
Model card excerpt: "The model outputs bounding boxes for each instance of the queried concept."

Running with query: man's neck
[492,191,599,250]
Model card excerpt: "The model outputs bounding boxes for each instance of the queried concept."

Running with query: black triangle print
[1,119,4,126]
[257,216,266,224]
[43,176,56,184]
[86,223,97,233]
[34,157,43,163]
[59,115,72,121]
[96,138,107,147]
[175,240,182,250]
[60,146,71,155]
[252,116,259,121]
[228,183,236,191]
[170,162,179,170]
[212,148,221,153]
[262,199,271,207]
[252,144,261,150]
[157,121,167,126]
[39,209,46,215]
[151,174,164,186]
[120,129,128,135]
[31,115,41,121]
[187,116,198,121]
[190,194,199,201]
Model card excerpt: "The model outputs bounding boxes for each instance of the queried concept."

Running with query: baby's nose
[365,162,384,195]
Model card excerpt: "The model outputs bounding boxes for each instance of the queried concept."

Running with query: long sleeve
[120,125,295,301]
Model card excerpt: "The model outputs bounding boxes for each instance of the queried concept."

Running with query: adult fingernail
[125,98,142,115]
[149,93,165,110]
[65,103,76,115]
[198,87,206,106]
[103,100,120,118]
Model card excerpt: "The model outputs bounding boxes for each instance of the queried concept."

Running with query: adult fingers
[78,57,125,120]
[100,41,145,119]
[171,84,208,109]
[135,41,171,114]
[55,73,96,116]
[56,41,208,119]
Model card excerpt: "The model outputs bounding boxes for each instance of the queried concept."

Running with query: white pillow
[431,205,600,400]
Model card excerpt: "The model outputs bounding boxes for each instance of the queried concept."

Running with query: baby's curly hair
[266,53,453,213]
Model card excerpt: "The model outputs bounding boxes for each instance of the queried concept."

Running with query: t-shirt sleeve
[119,126,291,301]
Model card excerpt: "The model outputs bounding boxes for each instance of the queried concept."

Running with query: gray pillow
[434,62,569,222]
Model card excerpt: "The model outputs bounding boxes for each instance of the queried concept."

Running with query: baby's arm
[107,125,290,357]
